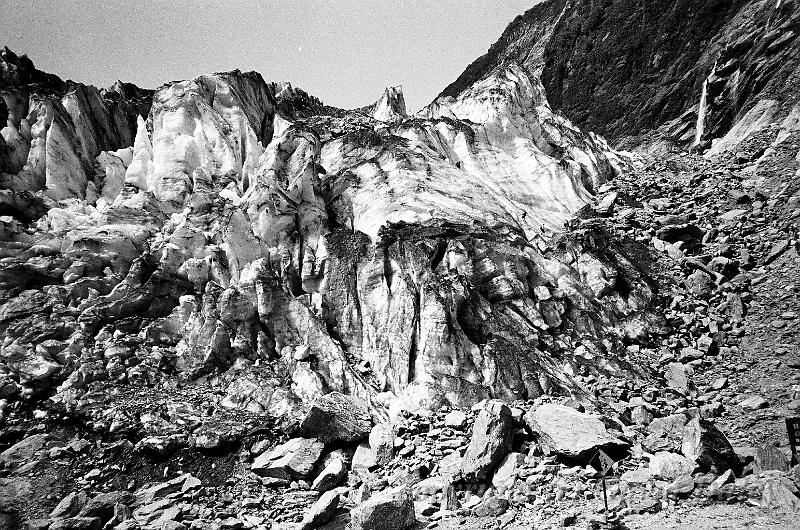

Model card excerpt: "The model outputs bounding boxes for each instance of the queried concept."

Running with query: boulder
[311,453,347,492]
[369,423,395,467]
[349,485,416,530]
[755,445,791,472]
[48,518,102,530]
[762,473,800,513]
[352,442,378,472]
[78,491,134,522]
[300,392,372,443]
[460,401,513,481]
[50,492,89,518]
[740,395,769,410]
[685,270,714,297]
[250,437,324,480]
[298,491,339,530]
[665,474,695,496]
[472,494,509,517]
[524,403,629,464]
[444,410,467,429]
[681,417,739,474]
[664,363,695,394]
[643,414,688,453]
[0,434,47,464]
[491,452,525,491]
[649,452,695,481]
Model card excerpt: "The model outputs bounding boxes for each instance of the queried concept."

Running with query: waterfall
[693,76,709,147]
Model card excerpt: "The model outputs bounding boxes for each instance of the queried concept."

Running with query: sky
[3,0,539,112]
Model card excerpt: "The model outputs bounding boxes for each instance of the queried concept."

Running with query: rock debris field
[2,0,800,529]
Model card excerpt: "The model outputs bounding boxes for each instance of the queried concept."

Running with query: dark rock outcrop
[439,0,800,147]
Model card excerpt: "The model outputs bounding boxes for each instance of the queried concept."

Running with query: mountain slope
[2,2,800,529]
[438,0,800,147]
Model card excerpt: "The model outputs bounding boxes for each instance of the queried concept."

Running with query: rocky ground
[2,1,800,529]
[3,115,800,529]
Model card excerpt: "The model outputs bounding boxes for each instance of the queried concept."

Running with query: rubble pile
[2,0,800,528]
[4,391,800,530]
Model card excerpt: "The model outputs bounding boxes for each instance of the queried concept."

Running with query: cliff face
[440,0,800,147]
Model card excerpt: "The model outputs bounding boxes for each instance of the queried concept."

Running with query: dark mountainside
[2,2,800,530]
[441,0,800,145]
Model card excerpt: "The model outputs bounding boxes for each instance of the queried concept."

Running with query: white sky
[3,0,539,112]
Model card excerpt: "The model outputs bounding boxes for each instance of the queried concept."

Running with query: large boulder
[369,423,395,467]
[762,472,800,513]
[681,417,739,474]
[250,437,324,480]
[664,362,695,394]
[0,434,47,465]
[348,485,416,530]
[460,401,513,481]
[50,492,90,518]
[755,445,791,473]
[298,491,339,530]
[299,392,372,443]
[78,491,134,522]
[312,451,348,492]
[643,414,687,453]
[524,403,629,464]
[649,452,695,481]
[491,452,525,491]
[133,473,199,506]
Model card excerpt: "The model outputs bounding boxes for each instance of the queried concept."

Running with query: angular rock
[740,395,768,410]
[755,445,791,472]
[352,442,378,472]
[681,418,739,474]
[708,469,734,491]
[441,481,458,511]
[643,414,688,453]
[349,485,416,530]
[49,518,102,530]
[311,453,347,492]
[78,491,134,522]
[685,270,714,297]
[444,410,467,429]
[472,494,508,517]
[50,491,89,518]
[298,490,339,530]
[762,474,800,513]
[0,434,47,464]
[300,392,372,443]
[460,400,513,481]
[134,473,196,506]
[665,474,695,496]
[649,452,695,481]
[524,403,629,464]
[251,437,324,480]
[621,468,653,487]
[491,452,525,490]
[765,240,790,264]
[664,363,695,394]
[369,423,395,467]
